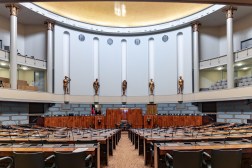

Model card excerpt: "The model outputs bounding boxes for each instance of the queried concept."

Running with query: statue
[122,80,127,96]
[93,78,100,95]
[63,76,71,94]
[149,79,155,95]
[178,76,184,94]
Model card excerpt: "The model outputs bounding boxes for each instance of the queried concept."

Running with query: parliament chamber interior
[1,0,252,167]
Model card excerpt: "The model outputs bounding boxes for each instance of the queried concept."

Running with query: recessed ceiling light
[217,67,223,70]
[236,62,243,67]
[21,66,29,70]
[0,62,7,66]
[242,67,249,70]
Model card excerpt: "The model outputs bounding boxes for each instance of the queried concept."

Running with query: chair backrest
[173,150,203,168]
[211,149,242,168]
[76,140,98,144]
[14,152,45,168]
[55,151,87,168]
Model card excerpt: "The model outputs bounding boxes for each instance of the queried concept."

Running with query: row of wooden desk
[128,126,252,168]
[0,128,121,168]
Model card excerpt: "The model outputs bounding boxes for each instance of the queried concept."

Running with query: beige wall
[200,70,227,88]
[18,70,34,85]
[0,68,9,78]
[237,69,252,78]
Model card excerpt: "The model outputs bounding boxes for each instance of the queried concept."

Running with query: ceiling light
[242,67,249,70]
[217,67,223,71]
[0,62,7,66]
[114,2,126,17]
[21,66,29,70]
[235,62,243,67]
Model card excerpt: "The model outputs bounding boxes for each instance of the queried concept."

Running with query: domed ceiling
[35,2,211,27]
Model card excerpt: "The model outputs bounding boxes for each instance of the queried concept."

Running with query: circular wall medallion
[107,38,113,45]
[78,34,85,41]
[135,39,141,45]
[162,35,169,42]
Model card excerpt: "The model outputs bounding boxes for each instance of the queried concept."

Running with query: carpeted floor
[103,132,150,168]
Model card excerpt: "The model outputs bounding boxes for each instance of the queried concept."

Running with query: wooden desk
[129,128,252,166]
[0,128,121,166]
[154,141,252,168]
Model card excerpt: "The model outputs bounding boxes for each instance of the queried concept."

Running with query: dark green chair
[165,150,203,168]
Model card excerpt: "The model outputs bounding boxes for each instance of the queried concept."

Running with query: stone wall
[0,102,29,125]
[45,103,201,116]
[216,100,252,123]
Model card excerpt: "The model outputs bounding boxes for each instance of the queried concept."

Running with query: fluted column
[45,21,54,93]
[192,22,200,93]
[225,6,237,89]
[6,4,18,90]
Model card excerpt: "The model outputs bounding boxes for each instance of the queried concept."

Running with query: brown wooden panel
[95,116,105,129]
[146,104,157,115]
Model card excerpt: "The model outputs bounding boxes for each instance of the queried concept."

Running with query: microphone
[36,129,44,148]
[224,126,234,144]
[70,127,75,149]
[194,131,199,145]
[8,130,14,150]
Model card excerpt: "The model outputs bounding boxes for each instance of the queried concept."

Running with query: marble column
[45,21,53,93]
[192,22,201,93]
[6,4,18,90]
[225,6,237,89]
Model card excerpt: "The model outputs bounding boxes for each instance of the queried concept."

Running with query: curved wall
[54,25,193,97]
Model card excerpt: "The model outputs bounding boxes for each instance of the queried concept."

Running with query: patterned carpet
[103,132,150,168]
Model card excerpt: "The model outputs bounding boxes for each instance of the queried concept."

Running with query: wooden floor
[103,132,149,168]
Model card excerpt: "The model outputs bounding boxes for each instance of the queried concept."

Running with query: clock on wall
[78,34,85,41]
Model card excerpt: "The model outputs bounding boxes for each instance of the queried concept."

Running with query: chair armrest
[203,152,211,159]
[45,155,55,168]
[166,153,173,160]
[203,152,211,167]
[45,154,55,162]
[165,153,173,168]
[0,156,13,168]
[85,154,93,168]
[85,154,92,161]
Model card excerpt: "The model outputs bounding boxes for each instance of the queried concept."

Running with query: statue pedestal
[121,95,127,104]
[178,94,183,103]
[149,95,154,103]
[64,94,70,104]
[94,95,99,103]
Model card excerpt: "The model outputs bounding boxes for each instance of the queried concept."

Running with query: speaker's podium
[95,115,105,129]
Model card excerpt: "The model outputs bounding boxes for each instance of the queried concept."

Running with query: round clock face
[107,38,113,45]
[79,34,85,41]
[162,35,169,42]
[135,39,140,45]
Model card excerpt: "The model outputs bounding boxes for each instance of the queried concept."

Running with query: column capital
[223,6,237,19]
[44,21,54,30]
[5,4,19,16]
[192,22,201,32]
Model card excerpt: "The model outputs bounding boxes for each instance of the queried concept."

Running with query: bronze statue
[63,76,71,94]
[149,79,155,95]
[122,80,127,96]
[178,76,184,94]
[93,78,100,95]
